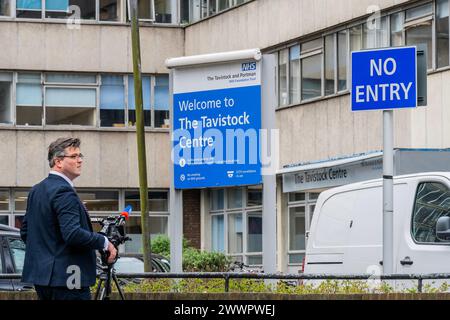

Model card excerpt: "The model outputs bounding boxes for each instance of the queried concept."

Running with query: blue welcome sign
[351,46,417,111]
[172,61,262,189]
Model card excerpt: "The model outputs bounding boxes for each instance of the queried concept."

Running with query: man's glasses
[60,153,84,160]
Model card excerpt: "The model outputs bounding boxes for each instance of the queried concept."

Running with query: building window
[227,187,243,209]
[363,16,388,49]
[200,0,217,18]
[289,45,300,104]
[211,214,224,252]
[100,0,121,21]
[0,0,11,16]
[436,0,449,68]
[228,213,242,254]
[136,0,154,20]
[412,182,450,243]
[121,215,169,252]
[324,34,335,96]
[155,0,171,23]
[16,0,122,21]
[120,189,170,253]
[100,75,125,127]
[405,3,433,69]
[278,49,289,107]
[12,71,169,129]
[13,189,28,229]
[0,215,7,226]
[0,73,12,124]
[337,30,348,91]
[0,190,9,211]
[391,12,404,46]
[287,192,319,265]
[149,191,169,211]
[45,0,96,20]
[154,74,170,128]
[210,189,224,211]
[181,0,250,23]
[128,75,151,127]
[209,187,263,265]
[406,2,433,19]
[16,73,42,126]
[14,190,28,212]
[78,190,119,212]
[16,0,42,18]
[301,38,322,101]
[247,185,262,207]
[124,190,169,212]
[350,24,363,52]
[44,73,97,126]
[289,206,305,264]
[247,212,262,255]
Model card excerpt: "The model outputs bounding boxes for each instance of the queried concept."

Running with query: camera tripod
[94,263,125,300]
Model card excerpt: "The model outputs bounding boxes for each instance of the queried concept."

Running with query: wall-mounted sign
[172,60,262,189]
[351,46,417,111]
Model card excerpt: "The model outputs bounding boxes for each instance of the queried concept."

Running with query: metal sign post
[383,110,394,274]
[352,46,424,275]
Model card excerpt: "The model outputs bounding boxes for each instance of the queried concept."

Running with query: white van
[304,172,450,276]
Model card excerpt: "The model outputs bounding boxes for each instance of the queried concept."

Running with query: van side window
[7,238,25,273]
[412,182,450,243]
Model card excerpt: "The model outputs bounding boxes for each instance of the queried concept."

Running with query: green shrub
[150,235,230,272]
[150,235,190,258]
[150,235,171,257]
[121,278,450,294]
[183,247,230,272]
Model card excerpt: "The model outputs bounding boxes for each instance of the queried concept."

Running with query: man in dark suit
[20,137,117,300]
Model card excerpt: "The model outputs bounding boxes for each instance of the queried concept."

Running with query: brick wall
[183,189,201,249]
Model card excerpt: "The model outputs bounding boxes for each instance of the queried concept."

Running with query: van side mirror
[436,216,450,241]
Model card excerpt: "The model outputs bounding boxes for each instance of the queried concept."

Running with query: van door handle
[400,257,413,266]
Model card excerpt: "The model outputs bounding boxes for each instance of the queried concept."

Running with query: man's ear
[53,157,63,169]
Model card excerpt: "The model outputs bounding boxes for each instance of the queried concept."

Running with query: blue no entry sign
[351,46,417,111]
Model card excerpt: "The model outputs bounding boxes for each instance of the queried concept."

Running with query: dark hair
[48,137,81,168]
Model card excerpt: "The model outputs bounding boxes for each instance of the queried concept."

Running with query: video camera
[98,205,132,265]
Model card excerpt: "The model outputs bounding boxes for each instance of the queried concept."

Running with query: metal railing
[4,272,450,293]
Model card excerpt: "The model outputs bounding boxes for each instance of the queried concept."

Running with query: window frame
[435,0,450,70]
[15,0,125,23]
[77,188,121,214]
[410,179,450,246]
[209,186,263,266]
[0,71,14,126]
[124,188,170,215]
[15,72,43,127]
[43,72,98,128]
[99,74,126,128]
[287,192,319,266]
[126,0,155,22]
[5,236,25,273]
[300,38,324,103]
[8,71,170,130]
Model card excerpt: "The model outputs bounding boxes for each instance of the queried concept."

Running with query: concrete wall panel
[0,130,17,186]
[16,131,46,186]
[0,130,170,188]
[185,0,412,56]
[0,22,184,73]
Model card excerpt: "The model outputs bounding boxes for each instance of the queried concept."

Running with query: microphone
[118,205,132,225]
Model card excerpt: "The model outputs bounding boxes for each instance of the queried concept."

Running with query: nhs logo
[241,62,256,71]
